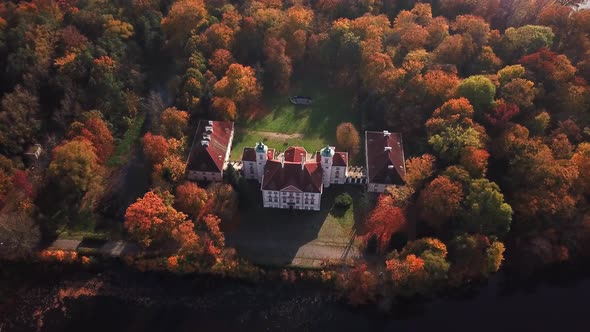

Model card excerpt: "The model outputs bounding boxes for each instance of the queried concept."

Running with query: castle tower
[320,145,334,188]
[255,141,268,181]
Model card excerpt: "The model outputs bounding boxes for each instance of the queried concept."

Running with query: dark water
[2,264,590,332]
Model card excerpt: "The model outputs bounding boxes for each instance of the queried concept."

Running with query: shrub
[334,193,353,208]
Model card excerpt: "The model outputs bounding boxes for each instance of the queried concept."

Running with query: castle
[185,120,407,211]
[241,143,348,210]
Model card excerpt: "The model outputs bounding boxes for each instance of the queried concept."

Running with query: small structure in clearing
[290,96,313,105]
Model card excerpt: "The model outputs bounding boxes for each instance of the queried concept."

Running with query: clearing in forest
[230,78,359,159]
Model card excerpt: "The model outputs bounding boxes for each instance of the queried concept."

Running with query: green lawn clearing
[230,78,359,159]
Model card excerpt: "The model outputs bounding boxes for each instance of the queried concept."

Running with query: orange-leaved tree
[124,190,197,249]
[336,122,360,158]
[364,195,406,253]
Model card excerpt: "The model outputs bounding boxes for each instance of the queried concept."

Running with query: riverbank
[2,261,590,332]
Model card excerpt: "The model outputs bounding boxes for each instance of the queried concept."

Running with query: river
[2,262,590,332]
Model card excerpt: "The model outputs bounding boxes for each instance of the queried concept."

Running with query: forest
[0,0,590,307]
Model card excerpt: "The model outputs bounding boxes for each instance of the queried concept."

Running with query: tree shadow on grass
[225,184,366,266]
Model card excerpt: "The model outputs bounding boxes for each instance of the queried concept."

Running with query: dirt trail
[247,130,304,140]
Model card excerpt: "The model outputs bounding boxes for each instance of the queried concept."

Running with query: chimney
[300,153,305,170]
[208,120,213,126]
[205,126,213,134]
[384,146,392,152]
[201,140,209,147]
[281,155,285,168]
[203,134,211,141]
[383,130,391,137]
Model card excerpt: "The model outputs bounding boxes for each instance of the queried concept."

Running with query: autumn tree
[426,98,487,163]
[404,154,436,190]
[336,122,360,158]
[161,0,209,49]
[505,135,579,220]
[263,37,293,92]
[387,238,450,295]
[125,191,197,249]
[203,213,224,247]
[208,49,235,77]
[419,176,464,229]
[500,78,536,110]
[213,64,262,107]
[68,116,114,164]
[160,107,189,139]
[364,195,406,253]
[486,100,520,129]
[48,139,101,194]
[175,181,209,219]
[452,15,490,48]
[423,69,460,106]
[497,64,525,86]
[572,143,590,196]
[210,97,237,121]
[202,183,237,222]
[143,132,170,164]
[519,49,576,90]
[155,155,186,184]
[337,263,378,305]
[460,146,490,177]
[448,234,505,284]
[200,23,234,54]
[0,86,40,155]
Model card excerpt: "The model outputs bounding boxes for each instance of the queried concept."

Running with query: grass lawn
[230,77,359,159]
[107,114,145,167]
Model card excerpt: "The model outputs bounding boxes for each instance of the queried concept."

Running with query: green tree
[502,25,555,60]
[461,179,513,237]
[448,234,505,284]
[457,75,496,113]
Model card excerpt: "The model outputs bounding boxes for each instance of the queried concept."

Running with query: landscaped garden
[230,77,360,159]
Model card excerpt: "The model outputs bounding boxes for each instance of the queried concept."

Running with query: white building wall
[256,152,267,181]
[321,156,332,188]
[243,161,257,179]
[330,166,347,185]
[187,170,222,182]
[262,190,320,210]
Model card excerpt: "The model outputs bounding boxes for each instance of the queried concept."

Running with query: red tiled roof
[261,160,323,193]
[333,152,348,166]
[242,147,256,161]
[242,147,275,161]
[314,150,348,167]
[365,131,405,185]
[187,120,233,173]
[284,146,307,162]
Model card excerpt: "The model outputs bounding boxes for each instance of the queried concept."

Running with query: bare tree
[0,211,40,261]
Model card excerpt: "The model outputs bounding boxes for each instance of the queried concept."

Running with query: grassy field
[230,78,359,159]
